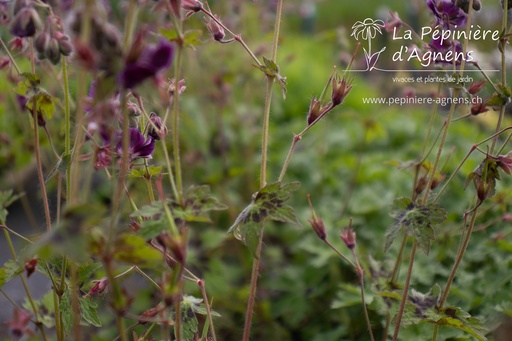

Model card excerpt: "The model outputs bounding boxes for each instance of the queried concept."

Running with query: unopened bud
[34,32,49,54]
[58,35,73,56]
[24,258,37,278]
[46,38,61,65]
[207,16,225,42]
[84,277,109,297]
[138,306,160,325]
[148,112,167,140]
[183,0,203,12]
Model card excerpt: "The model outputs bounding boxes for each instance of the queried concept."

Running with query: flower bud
[24,258,37,278]
[84,277,109,297]
[34,32,49,54]
[183,0,203,12]
[46,37,61,64]
[207,16,225,42]
[148,112,167,140]
[58,35,73,56]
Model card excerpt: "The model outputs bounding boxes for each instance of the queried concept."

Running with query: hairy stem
[392,240,417,341]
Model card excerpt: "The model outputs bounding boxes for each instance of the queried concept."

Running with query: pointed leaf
[79,297,102,327]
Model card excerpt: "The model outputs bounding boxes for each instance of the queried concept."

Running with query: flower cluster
[34,16,73,64]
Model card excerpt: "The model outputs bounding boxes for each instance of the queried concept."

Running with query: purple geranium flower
[426,0,467,29]
[427,37,465,65]
[115,128,155,160]
[118,40,174,89]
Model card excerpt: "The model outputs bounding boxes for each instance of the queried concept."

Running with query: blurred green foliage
[1,1,512,340]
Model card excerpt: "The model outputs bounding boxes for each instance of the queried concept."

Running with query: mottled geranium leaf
[385,197,447,254]
[79,297,102,327]
[228,181,301,257]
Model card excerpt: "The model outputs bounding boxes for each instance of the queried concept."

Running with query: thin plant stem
[0,37,21,75]
[31,98,52,233]
[390,233,408,285]
[392,239,417,341]
[242,1,284,339]
[324,239,357,268]
[200,8,262,67]
[242,225,264,341]
[2,228,48,341]
[172,47,184,203]
[259,77,274,187]
[439,207,478,308]
[198,280,217,341]
[351,248,375,341]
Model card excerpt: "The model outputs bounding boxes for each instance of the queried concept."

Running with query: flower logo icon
[351,18,386,71]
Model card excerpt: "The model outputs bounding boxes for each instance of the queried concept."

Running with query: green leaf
[0,190,22,222]
[0,260,23,288]
[179,185,228,222]
[129,165,163,179]
[465,156,501,202]
[228,181,301,256]
[254,57,287,99]
[26,91,55,120]
[385,198,447,254]
[114,234,164,268]
[177,295,200,340]
[45,153,71,184]
[15,72,40,96]
[59,290,72,335]
[79,297,102,327]
[138,218,168,240]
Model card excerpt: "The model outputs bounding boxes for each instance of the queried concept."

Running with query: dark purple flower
[427,37,465,65]
[116,128,155,160]
[426,0,467,29]
[119,40,174,89]
[10,7,41,38]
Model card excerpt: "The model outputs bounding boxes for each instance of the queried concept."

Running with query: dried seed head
[307,194,327,240]
[340,227,356,250]
[331,74,352,106]
[306,97,323,126]
[470,102,488,116]
[467,80,486,95]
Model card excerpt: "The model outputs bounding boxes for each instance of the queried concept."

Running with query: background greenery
[1,0,511,340]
